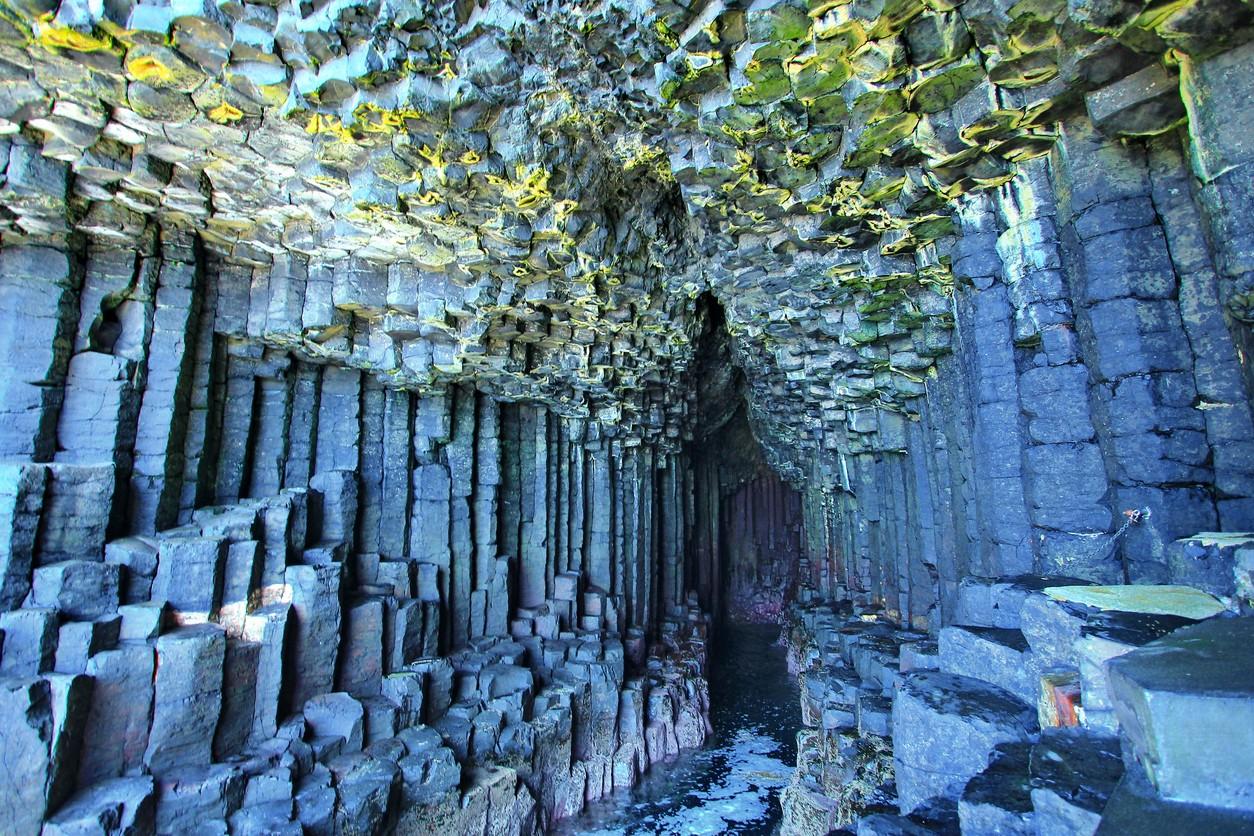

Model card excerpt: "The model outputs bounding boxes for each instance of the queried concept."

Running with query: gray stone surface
[0,463,46,609]
[144,625,227,775]
[0,607,58,675]
[26,559,121,619]
[78,641,155,787]
[892,671,1038,814]
[151,534,226,616]
[43,776,156,836]
[939,626,1039,707]
[1107,616,1254,810]
[304,692,366,754]
[0,676,54,833]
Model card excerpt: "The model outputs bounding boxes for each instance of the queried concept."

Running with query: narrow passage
[559,622,801,835]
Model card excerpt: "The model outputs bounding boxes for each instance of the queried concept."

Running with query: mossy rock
[746,2,812,42]
[806,92,850,125]
[909,60,985,113]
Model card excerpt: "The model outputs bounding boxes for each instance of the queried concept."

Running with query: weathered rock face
[0,0,1249,612]
[0,0,1252,831]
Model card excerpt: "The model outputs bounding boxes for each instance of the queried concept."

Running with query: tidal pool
[557,622,801,835]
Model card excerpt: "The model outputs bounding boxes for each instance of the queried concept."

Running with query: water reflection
[558,622,801,835]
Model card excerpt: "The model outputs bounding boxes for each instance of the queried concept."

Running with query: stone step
[958,741,1034,835]
[1096,760,1254,835]
[938,625,1039,706]
[891,671,1038,814]
[1018,586,1213,676]
[1029,729,1124,836]
[953,575,1094,630]
[1106,615,1254,811]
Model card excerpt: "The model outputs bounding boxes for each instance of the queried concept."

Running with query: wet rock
[892,671,1038,813]
[1028,729,1124,835]
[959,741,1034,835]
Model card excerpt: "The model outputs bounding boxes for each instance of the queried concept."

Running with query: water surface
[557,622,801,835]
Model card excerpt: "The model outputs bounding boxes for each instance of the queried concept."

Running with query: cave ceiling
[0,0,1239,478]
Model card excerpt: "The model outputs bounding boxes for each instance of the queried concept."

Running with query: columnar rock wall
[0,238,720,831]
[796,95,1254,629]
[0,0,1253,831]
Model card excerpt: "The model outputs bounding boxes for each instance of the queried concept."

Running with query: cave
[1,0,1253,834]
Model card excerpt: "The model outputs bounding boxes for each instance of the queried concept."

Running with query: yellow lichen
[305,113,356,143]
[207,102,244,123]
[126,54,174,84]
[36,15,114,53]
[352,102,424,134]
[654,19,679,49]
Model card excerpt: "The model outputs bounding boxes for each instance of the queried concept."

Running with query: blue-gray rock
[892,671,1038,814]
[1107,616,1254,811]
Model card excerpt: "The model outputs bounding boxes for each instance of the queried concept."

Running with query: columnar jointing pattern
[0,243,718,832]
[0,0,1253,831]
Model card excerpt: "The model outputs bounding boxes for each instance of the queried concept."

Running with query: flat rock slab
[1107,616,1254,810]
[1029,728,1124,835]
[955,575,1095,629]
[1042,585,1226,620]
[1021,593,1201,669]
[892,671,1038,814]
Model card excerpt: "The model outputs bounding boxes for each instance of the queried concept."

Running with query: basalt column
[0,240,720,834]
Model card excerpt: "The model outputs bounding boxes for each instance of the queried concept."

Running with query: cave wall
[791,81,1254,628]
[0,234,723,833]
[0,0,1253,829]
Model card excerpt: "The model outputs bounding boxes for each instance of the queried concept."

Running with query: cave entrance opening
[686,293,807,627]
[554,291,810,834]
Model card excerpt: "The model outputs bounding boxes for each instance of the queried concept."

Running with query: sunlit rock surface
[0,0,1252,831]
